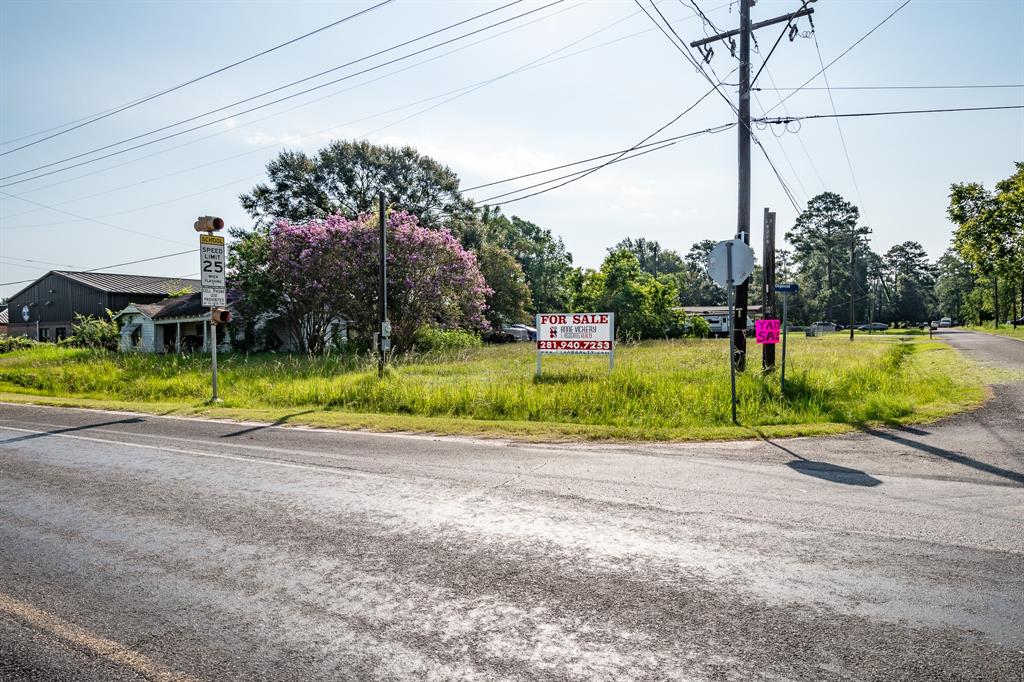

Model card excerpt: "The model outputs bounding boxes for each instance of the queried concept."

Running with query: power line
[812,28,867,218]
[748,0,811,89]
[474,123,735,204]
[754,83,1024,92]
[0,249,198,288]
[763,0,913,116]
[0,190,193,246]
[0,0,556,185]
[479,82,727,208]
[756,104,1024,124]
[0,0,396,154]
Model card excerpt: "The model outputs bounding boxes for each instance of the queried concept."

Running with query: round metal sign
[21,304,30,322]
[707,239,755,288]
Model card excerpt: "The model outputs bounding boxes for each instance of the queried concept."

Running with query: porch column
[176,322,181,354]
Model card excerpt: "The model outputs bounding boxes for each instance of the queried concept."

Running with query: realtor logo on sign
[200,234,227,307]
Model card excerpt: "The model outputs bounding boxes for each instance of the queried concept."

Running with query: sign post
[708,238,755,423]
[535,313,614,378]
[774,283,799,393]
[196,216,226,402]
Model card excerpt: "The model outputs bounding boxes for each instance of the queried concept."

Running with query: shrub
[63,312,120,351]
[412,326,482,352]
[0,334,36,354]
[686,315,711,338]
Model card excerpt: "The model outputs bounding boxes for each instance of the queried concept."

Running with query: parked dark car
[483,330,516,344]
[857,322,889,332]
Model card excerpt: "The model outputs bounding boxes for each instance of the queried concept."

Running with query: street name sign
[200,234,226,307]
[755,319,781,345]
[774,283,799,294]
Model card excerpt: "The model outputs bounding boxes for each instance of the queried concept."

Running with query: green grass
[0,336,989,441]
[967,324,1024,341]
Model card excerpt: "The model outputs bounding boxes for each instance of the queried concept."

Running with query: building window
[39,328,50,342]
[55,327,67,341]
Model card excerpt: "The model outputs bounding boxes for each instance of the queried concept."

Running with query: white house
[114,292,230,353]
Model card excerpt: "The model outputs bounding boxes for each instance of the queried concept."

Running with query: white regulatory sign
[707,238,755,288]
[200,234,227,307]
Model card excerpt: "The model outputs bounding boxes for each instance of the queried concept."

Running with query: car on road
[503,324,537,342]
[940,317,952,327]
[857,322,889,332]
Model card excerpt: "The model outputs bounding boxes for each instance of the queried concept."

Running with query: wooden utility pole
[377,193,388,377]
[849,234,856,340]
[762,208,776,370]
[690,1,815,372]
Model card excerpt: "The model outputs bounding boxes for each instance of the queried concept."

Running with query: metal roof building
[5,271,200,342]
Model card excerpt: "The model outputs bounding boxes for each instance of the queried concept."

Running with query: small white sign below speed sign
[200,234,227,307]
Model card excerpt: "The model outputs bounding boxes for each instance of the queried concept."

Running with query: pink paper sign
[755,319,781,345]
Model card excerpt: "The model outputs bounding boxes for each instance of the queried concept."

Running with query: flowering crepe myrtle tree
[268,211,490,352]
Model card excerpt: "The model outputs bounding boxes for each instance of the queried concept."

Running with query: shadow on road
[862,426,1024,486]
[759,433,882,487]
[0,417,147,446]
[219,410,317,438]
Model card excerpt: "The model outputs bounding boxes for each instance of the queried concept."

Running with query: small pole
[608,311,615,371]
[781,292,789,393]
[535,313,542,378]
[210,313,219,401]
[849,234,856,341]
[727,241,737,424]
[762,208,776,372]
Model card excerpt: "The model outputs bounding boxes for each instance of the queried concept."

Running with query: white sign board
[536,313,614,354]
[200,234,226,307]
[707,238,755,288]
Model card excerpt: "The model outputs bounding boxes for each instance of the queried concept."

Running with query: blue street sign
[774,283,799,294]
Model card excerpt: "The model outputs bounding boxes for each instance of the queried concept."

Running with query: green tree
[579,250,685,340]
[934,249,975,324]
[240,140,476,232]
[483,211,573,313]
[476,243,531,327]
[786,192,872,323]
[609,237,684,277]
[881,241,936,323]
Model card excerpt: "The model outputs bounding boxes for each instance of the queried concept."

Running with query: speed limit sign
[200,234,226,306]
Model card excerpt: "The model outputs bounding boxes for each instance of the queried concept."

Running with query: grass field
[0,335,989,441]
[967,324,1024,341]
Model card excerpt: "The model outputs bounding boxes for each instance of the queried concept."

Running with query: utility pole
[762,208,776,370]
[849,234,856,340]
[690,1,815,372]
[377,193,389,378]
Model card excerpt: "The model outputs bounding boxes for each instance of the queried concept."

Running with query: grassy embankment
[967,324,1024,341]
[0,335,988,441]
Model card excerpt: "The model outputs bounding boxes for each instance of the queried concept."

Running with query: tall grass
[0,336,984,434]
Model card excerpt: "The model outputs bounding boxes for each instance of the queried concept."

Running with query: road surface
[1,330,1021,680]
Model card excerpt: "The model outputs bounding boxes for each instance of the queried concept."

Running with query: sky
[1,0,1022,298]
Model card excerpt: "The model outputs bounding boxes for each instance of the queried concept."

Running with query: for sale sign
[755,319,781,345]
[536,313,614,354]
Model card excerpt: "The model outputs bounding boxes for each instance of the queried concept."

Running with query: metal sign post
[708,238,755,423]
[774,283,799,394]
[726,242,737,423]
[196,216,225,402]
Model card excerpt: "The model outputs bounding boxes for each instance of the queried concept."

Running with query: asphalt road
[1,330,1021,680]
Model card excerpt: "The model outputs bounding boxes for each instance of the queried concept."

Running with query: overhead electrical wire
[762,0,913,116]
[0,249,198,288]
[755,104,1024,124]
[0,0,558,185]
[812,27,867,219]
[754,83,1024,92]
[0,0,397,154]
[2,2,721,224]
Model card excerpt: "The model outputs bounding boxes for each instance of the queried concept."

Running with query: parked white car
[939,317,952,327]
[502,324,537,342]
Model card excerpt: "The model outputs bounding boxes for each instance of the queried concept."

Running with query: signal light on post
[211,307,231,325]
[194,215,225,233]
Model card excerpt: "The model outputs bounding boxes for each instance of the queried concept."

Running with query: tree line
[229,140,1023,352]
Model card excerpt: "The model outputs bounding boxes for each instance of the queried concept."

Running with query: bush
[686,315,711,338]
[62,312,120,351]
[0,334,36,354]
[412,326,482,352]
